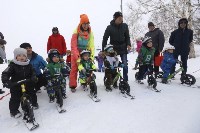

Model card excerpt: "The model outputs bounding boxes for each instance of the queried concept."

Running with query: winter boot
[10,110,22,118]
[137,80,144,84]
[113,82,118,89]
[161,78,168,84]
[32,103,39,110]
[70,87,76,93]
[62,93,67,99]
[105,86,112,92]
[49,95,55,103]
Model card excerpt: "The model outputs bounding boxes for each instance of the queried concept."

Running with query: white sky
[1,0,133,59]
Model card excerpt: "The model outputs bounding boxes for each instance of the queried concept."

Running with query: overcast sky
[1,0,134,59]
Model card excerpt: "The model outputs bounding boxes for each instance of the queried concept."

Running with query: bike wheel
[56,88,63,107]
[180,74,196,85]
[148,76,157,88]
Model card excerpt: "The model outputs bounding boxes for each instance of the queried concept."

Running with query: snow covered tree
[125,0,200,58]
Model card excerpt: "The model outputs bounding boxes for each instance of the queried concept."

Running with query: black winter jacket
[145,28,165,52]
[1,62,37,89]
[102,20,131,55]
[169,28,193,56]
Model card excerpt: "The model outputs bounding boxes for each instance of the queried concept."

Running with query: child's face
[52,56,60,63]
[16,54,27,62]
[83,54,89,60]
[147,41,153,48]
[168,49,174,53]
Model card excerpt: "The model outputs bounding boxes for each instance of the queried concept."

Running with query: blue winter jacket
[161,52,176,72]
[30,51,47,76]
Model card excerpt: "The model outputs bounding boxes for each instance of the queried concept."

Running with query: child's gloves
[3,81,13,88]
[120,64,125,68]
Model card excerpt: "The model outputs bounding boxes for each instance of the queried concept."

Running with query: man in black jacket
[169,18,193,75]
[102,11,131,82]
[145,22,165,78]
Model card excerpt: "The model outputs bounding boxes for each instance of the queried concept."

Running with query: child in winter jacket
[133,37,142,70]
[136,36,155,84]
[1,48,38,118]
[160,46,177,84]
[103,44,124,92]
[78,50,99,99]
[44,49,68,104]
[95,51,104,72]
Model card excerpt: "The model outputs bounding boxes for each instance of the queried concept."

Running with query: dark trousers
[9,87,37,114]
[120,54,128,81]
[105,69,117,87]
[137,65,149,80]
[35,74,47,91]
[171,52,188,74]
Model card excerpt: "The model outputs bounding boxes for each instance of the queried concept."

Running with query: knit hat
[20,43,32,49]
[14,48,27,59]
[52,27,59,32]
[148,22,155,27]
[80,14,89,24]
[113,11,123,20]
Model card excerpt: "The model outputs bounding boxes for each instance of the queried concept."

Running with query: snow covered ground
[0,45,200,133]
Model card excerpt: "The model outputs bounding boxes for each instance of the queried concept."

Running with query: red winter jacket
[47,33,67,55]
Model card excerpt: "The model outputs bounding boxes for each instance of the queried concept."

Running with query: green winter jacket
[137,46,155,65]
[46,62,65,77]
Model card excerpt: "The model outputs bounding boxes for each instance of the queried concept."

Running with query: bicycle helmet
[142,36,152,44]
[163,46,175,52]
[48,49,60,59]
[80,50,91,57]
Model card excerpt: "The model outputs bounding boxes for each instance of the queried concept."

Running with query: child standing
[133,37,142,70]
[78,50,100,101]
[95,51,104,72]
[1,48,38,118]
[136,36,155,84]
[44,49,68,104]
[103,44,124,92]
[160,46,177,84]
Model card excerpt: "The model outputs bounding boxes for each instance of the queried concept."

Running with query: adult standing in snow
[0,32,7,64]
[47,27,67,58]
[69,14,95,93]
[0,32,7,94]
[102,11,131,82]
[20,43,47,92]
[169,18,193,75]
[145,22,165,78]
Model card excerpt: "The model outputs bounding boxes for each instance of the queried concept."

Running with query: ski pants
[105,69,118,87]
[9,87,37,115]
[69,55,78,88]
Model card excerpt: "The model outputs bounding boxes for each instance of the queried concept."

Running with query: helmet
[142,36,152,44]
[48,49,60,59]
[80,50,91,57]
[104,44,114,53]
[163,46,175,52]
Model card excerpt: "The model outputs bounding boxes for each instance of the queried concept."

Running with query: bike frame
[167,63,184,80]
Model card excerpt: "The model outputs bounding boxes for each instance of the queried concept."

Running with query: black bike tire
[180,74,196,85]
